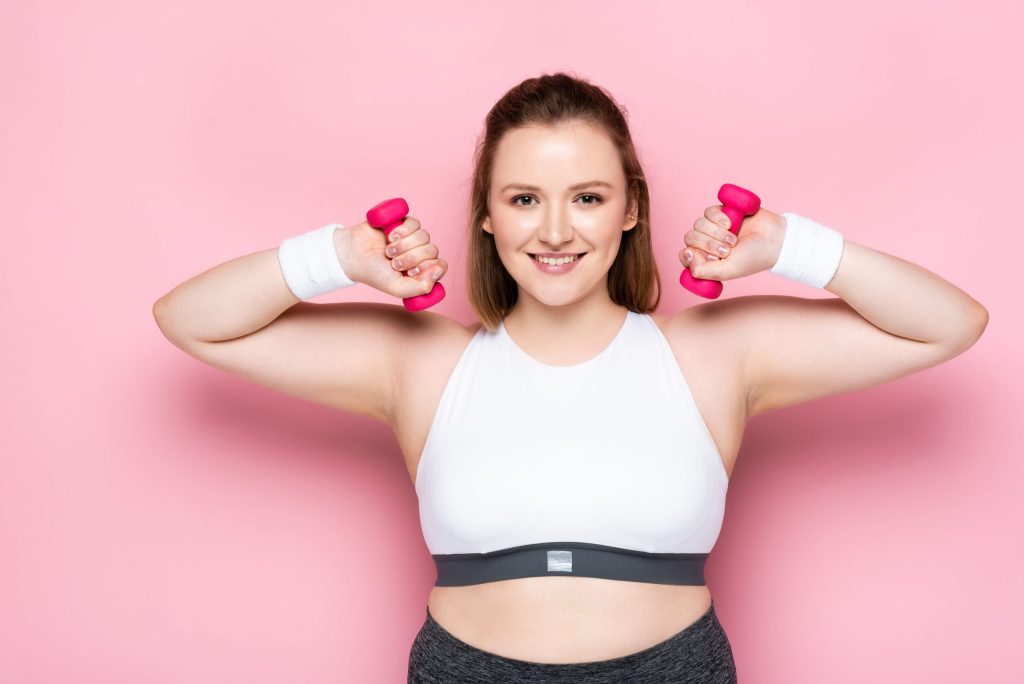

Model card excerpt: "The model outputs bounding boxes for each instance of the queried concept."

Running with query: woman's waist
[426,577,712,663]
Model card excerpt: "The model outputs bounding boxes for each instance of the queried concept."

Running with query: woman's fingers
[384,225,442,273]
[696,214,736,244]
[703,205,735,236]
[408,257,446,281]
[390,240,439,272]
[685,219,733,260]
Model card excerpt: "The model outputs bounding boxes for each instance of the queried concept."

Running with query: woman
[153,72,989,682]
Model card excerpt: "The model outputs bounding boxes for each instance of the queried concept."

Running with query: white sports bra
[415,310,729,587]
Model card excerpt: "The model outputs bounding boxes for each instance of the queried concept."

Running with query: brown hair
[465,71,661,331]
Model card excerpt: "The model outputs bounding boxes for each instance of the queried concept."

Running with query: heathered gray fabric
[407,600,738,683]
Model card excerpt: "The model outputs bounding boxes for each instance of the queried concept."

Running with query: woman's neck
[502,302,630,366]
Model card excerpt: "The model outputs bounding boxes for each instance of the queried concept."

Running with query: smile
[528,253,586,274]
[530,253,584,265]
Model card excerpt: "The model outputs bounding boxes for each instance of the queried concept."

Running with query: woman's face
[482,121,638,308]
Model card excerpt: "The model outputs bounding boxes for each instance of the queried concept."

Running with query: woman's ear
[482,216,493,235]
[624,195,639,230]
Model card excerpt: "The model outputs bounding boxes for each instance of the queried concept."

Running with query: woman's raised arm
[679,209,989,418]
[152,219,449,424]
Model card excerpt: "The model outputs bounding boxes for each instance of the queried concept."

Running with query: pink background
[1,1,1019,681]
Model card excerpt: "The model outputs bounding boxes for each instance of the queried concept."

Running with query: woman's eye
[511,194,603,206]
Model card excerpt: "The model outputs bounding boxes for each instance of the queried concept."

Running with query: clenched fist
[680,205,787,282]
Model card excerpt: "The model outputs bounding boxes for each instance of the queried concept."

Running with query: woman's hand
[680,205,786,282]
[337,216,448,298]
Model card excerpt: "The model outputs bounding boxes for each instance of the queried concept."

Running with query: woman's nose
[538,212,573,243]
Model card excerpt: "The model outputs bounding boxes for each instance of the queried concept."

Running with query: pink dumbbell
[365,197,446,311]
[679,183,761,299]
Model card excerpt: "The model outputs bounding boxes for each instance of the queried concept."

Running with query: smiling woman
[402,71,741,682]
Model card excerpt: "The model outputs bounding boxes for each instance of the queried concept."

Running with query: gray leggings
[407,600,738,683]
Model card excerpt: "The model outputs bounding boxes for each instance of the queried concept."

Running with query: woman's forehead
[492,125,623,189]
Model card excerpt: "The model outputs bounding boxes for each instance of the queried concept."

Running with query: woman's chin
[516,281,599,308]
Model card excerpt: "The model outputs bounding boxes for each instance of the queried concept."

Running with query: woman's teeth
[532,254,580,265]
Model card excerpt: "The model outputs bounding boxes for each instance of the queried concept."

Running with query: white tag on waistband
[547,550,573,573]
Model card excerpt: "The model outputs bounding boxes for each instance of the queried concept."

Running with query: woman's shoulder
[393,312,484,388]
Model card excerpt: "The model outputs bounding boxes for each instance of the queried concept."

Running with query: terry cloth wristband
[278,223,356,300]
[769,212,846,288]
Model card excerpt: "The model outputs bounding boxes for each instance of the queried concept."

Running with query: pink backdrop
[1,1,1019,681]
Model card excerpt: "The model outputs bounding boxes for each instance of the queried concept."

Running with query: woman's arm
[152,230,406,424]
[822,239,988,346]
[695,222,989,418]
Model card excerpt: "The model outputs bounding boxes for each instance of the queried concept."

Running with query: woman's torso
[390,310,749,664]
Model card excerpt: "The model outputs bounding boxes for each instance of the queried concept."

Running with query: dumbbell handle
[679,183,761,300]
[365,197,446,311]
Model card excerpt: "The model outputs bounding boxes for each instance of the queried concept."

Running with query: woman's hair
[466,71,661,331]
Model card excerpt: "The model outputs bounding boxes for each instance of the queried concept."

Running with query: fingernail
[386,245,396,256]
[389,231,400,242]
[717,245,729,256]
[708,254,720,261]
[408,266,420,276]
[725,233,736,244]
[685,250,693,263]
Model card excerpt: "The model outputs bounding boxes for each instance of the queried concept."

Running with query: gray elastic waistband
[432,541,709,587]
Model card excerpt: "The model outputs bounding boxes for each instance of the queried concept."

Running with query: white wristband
[769,212,845,288]
[278,223,357,300]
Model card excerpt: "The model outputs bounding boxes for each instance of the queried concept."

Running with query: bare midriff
[425,577,713,663]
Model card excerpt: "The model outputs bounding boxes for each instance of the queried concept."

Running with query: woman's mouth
[528,253,586,274]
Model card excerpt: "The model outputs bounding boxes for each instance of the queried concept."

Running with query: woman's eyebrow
[500,180,614,193]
